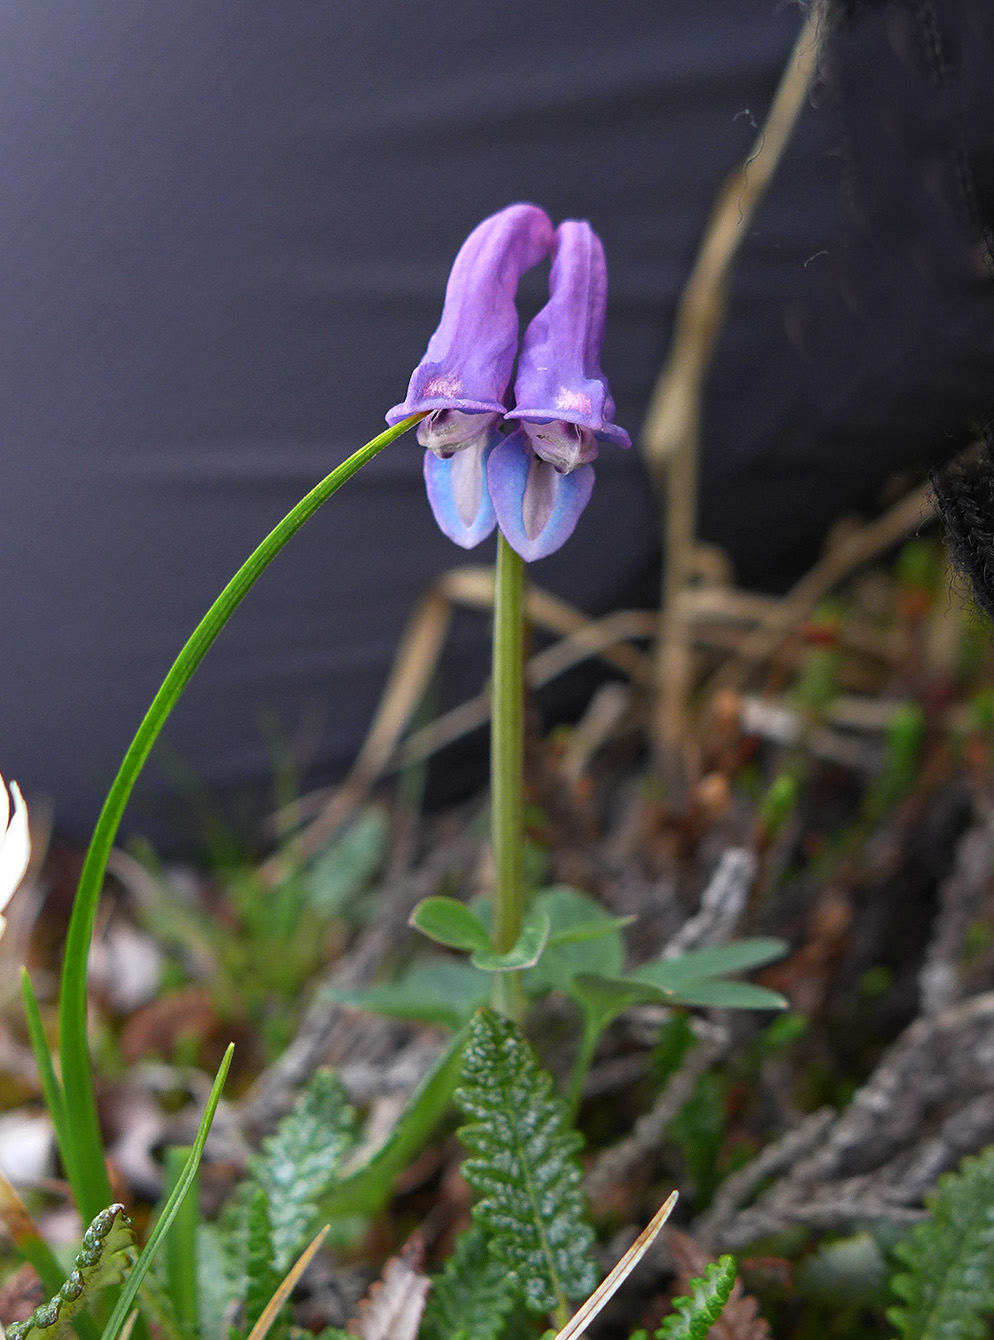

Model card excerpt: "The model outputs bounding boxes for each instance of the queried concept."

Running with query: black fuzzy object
[931,428,994,623]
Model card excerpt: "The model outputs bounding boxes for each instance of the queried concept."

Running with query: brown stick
[642,8,823,773]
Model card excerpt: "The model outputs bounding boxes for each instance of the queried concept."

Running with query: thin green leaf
[633,939,788,989]
[322,1020,470,1219]
[162,1147,199,1333]
[20,970,75,1199]
[456,1009,596,1316]
[328,958,489,1030]
[661,980,787,1010]
[409,897,494,953]
[471,909,550,972]
[99,1044,233,1340]
[546,915,635,948]
[58,417,419,1225]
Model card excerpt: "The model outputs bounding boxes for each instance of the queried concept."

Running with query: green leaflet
[654,1255,737,1340]
[235,1189,286,1340]
[888,1146,994,1340]
[418,1226,516,1340]
[455,1009,597,1317]
[6,1206,136,1340]
[239,1069,358,1273]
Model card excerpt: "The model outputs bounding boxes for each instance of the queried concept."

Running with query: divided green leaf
[455,1008,597,1316]
[6,1205,135,1340]
[888,1145,994,1340]
[239,1069,358,1273]
[655,1254,738,1340]
[418,1226,516,1340]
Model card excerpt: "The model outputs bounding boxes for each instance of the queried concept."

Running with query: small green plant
[455,1008,597,1326]
[5,1206,135,1340]
[11,201,989,1340]
[642,1254,738,1340]
[888,1146,994,1340]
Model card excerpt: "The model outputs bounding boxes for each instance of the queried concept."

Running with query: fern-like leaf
[455,1009,596,1316]
[241,1189,286,1340]
[655,1255,737,1340]
[243,1069,358,1273]
[6,1205,135,1340]
[418,1226,516,1340]
[888,1146,994,1340]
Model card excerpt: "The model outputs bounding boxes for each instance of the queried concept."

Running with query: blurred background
[1,0,993,845]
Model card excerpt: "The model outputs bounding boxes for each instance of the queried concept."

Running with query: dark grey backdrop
[2,1,993,841]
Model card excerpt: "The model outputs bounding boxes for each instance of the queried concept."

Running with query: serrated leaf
[7,1205,135,1340]
[409,898,493,953]
[634,940,788,988]
[419,1226,516,1340]
[470,908,550,972]
[888,1146,994,1340]
[328,959,489,1030]
[455,1009,596,1316]
[241,1190,284,1339]
[243,1070,358,1272]
[655,1255,737,1340]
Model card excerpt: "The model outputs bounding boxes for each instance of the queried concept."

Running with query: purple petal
[507,219,630,450]
[423,439,497,549]
[487,431,595,562]
[387,203,554,425]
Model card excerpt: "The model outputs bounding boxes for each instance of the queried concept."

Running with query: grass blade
[20,969,76,1194]
[99,1045,234,1340]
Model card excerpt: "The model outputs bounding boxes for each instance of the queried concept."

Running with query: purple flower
[389,207,628,559]
[386,203,554,548]
[488,219,630,561]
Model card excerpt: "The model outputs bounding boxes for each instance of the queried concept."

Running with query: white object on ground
[0,772,30,939]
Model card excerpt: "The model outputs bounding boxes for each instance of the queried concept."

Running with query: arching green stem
[58,415,422,1222]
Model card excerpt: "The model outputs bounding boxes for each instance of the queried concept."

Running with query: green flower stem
[565,1017,602,1123]
[490,533,527,1021]
[58,416,422,1224]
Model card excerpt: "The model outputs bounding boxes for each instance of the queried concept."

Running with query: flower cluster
[0,772,30,939]
[387,203,630,561]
